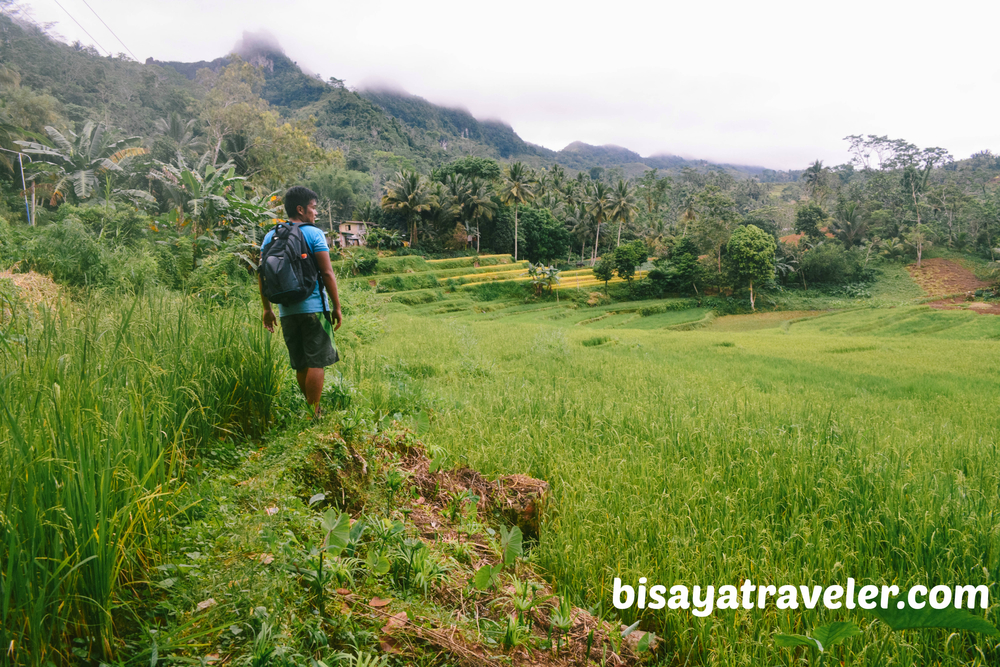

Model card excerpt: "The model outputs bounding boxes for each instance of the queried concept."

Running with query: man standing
[259,186,343,417]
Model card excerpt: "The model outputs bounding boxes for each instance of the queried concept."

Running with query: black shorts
[280,313,339,370]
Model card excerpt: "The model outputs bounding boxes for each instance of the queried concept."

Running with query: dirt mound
[0,270,63,308]
[906,258,989,297]
[906,258,1000,315]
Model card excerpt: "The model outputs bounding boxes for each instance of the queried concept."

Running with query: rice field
[349,301,1000,665]
[0,287,288,665]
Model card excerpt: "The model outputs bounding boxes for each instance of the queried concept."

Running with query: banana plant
[16,121,145,203]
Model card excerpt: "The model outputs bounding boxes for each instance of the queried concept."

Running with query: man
[259,186,343,417]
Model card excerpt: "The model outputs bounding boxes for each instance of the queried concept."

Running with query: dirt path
[905,258,1000,314]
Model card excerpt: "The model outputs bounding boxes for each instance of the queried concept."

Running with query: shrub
[347,247,379,276]
[105,246,160,292]
[638,299,699,316]
[151,233,194,289]
[800,243,865,284]
[188,248,255,305]
[24,218,107,286]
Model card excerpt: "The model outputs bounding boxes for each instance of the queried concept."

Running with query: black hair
[284,186,319,218]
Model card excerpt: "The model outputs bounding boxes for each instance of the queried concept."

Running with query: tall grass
[0,289,284,665]
[355,311,1000,665]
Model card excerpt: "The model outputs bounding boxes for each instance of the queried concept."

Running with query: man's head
[284,186,319,222]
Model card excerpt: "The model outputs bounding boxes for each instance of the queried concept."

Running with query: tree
[17,122,145,203]
[794,203,826,239]
[434,155,502,182]
[593,256,615,293]
[519,207,569,264]
[467,177,497,253]
[693,185,740,277]
[648,236,704,296]
[801,160,829,204]
[153,112,205,153]
[903,224,933,267]
[608,179,639,247]
[726,224,776,311]
[381,170,437,247]
[612,240,646,294]
[830,200,869,248]
[586,182,612,265]
[499,161,536,261]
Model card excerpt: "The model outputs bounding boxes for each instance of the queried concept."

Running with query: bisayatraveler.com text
[612,578,989,617]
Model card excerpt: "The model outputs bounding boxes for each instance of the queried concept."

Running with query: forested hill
[148,40,779,179]
[1,10,783,179]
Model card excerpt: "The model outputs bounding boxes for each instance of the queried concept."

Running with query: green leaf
[872,597,1000,636]
[308,493,325,506]
[412,409,430,436]
[812,621,861,648]
[774,633,821,651]
[321,510,351,555]
[636,631,655,653]
[472,564,501,590]
[501,525,523,567]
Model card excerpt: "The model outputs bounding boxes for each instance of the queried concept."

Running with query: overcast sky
[13,0,1000,169]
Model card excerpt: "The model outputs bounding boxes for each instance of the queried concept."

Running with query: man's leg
[296,367,325,416]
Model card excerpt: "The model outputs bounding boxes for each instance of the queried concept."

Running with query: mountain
[4,14,789,181]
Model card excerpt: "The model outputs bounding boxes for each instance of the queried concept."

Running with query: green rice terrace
[3,247,1000,667]
[345,253,1000,665]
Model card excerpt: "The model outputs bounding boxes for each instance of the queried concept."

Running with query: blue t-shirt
[260,223,330,317]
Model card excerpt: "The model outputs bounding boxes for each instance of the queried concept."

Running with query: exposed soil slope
[906,258,1000,314]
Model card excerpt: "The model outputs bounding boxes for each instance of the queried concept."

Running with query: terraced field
[345,255,1000,666]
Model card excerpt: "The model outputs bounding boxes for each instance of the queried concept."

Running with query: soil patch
[906,258,989,297]
[906,258,1000,315]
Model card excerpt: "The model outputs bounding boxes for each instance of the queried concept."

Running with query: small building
[338,221,369,247]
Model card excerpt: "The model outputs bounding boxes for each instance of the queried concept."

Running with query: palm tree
[353,200,377,222]
[381,170,437,247]
[467,177,497,253]
[499,161,536,261]
[586,182,612,265]
[16,122,145,203]
[801,160,827,203]
[680,195,698,237]
[565,202,591,263]
[830,201,869,248]
[608,179,638,247]
[153,112,206,152]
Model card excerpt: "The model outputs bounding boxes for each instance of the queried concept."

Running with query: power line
[78,0,138,61]
[49,0,111,56]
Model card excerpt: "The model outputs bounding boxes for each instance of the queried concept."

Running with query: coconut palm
[353,200,377,223]
[16,122,145,203]
[608,179,638,247]
[467,177,497,253]
[586,181,612,265]
[153,112,206,152]
[381,170,437,247]
[565,202,592,262]
[830,200,869,248]
[499,161,537,261]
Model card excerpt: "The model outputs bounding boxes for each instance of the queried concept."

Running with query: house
[337,221,369,247]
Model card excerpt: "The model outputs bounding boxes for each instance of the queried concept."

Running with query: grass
[0,288,288,665]
[351,307,1000,665]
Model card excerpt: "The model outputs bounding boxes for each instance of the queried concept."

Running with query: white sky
[12,0,1000,169]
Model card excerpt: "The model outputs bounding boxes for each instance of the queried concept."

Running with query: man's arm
[314,250,342,330]
[259,273,277,332]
